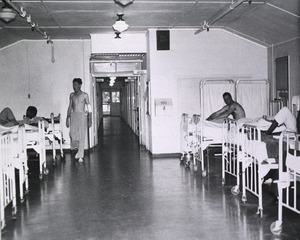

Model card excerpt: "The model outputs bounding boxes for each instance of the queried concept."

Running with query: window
[111,91,120,103]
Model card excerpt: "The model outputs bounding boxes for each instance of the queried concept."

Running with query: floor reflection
[2,117,300,240]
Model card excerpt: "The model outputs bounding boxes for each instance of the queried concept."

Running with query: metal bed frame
[239,124,278,217]
[0,132,17,230]
[45,113,65,166]
[271,132,300,235]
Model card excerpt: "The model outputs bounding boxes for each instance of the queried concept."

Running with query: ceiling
[0,0,299,49]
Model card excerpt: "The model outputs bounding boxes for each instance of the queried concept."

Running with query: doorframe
[92,72,150,148]
[275,55,290,108]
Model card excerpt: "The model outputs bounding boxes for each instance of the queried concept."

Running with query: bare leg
[266,120,278,135]
[0,107,18,126]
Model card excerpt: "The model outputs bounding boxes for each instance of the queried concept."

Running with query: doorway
[102,90,121,116]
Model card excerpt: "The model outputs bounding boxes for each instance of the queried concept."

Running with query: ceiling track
[194,0,252,35]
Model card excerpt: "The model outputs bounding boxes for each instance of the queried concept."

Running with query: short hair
[26,106,37,119]
[73,78,82,85]
[223,92,232,99]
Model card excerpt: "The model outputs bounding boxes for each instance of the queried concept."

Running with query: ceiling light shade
[0,7,16,23]
[114,0,134,6]
[112,14,129,33]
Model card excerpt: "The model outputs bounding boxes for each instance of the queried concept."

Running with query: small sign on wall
[155,98,173,116]
[156,30,170,51]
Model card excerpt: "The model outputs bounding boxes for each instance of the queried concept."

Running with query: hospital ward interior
[1,0,300,239]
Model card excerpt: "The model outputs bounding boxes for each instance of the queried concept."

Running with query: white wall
[0,39,92,147]
[148,29,268,154]
[91,33,147,53]
[0,30,269,156]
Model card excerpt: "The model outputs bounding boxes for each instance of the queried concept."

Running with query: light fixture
[114,0,134,7]
[0,3,16,23]
[0,1,53,46]
[109,77,116,87]
[112,14,129,33]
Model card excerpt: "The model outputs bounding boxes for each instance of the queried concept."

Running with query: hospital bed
[222,120,279,217]
[0,125,29,202]
[198,79,236,175]
[238,124,279,217]
[0,132,17,230]
[45,113,65,166]
[180,113,213,175]
[197,117,225,176]
[236,96,300,217]
[180,113,198,170]
[197,78,269,176]
[271,132,300,235]
[11,126,28,202]
[221,118,240,187]
[24,121,48,180]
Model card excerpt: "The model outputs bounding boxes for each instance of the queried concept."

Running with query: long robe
[70,112,87,158]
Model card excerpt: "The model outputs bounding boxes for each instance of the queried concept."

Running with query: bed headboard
[199,79,235,119]
[235,79,269,119]
[199,78,269,119]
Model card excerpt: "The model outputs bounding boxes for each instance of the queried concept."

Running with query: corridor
[2,117,300,240]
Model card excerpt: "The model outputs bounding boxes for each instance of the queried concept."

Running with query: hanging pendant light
[112,14,129,33]
[114,0,134,7]
[0,2,16,23]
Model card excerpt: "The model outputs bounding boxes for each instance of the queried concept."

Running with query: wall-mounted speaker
[156,30,170,51]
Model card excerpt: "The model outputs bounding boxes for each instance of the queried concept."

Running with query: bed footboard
[239,124,278,217]
[271,133,300,235]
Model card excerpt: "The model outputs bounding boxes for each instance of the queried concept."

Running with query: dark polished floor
[2,117,300,240]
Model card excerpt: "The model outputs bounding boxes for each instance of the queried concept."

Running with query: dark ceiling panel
[229,3,300,45]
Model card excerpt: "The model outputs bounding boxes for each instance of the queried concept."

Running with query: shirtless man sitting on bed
[206,92,245,122]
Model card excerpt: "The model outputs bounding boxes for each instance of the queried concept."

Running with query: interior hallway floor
[2,117,300,240]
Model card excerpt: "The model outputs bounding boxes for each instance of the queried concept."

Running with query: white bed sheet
[201,120,223,142]
[0,124,38,134]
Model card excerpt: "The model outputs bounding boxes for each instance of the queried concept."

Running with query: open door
[138,72,151,150]
[133,78,139,136]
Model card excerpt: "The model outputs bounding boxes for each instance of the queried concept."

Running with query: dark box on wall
[156,30,170,50]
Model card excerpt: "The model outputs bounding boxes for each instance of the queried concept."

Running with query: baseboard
[151,153,181,159]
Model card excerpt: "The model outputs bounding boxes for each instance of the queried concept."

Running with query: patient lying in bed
[241,107,297,134]
[0,106,49,128]
[18,106,49,128]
